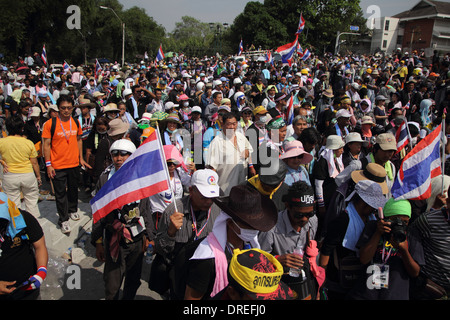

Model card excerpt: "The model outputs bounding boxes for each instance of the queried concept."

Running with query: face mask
[231,219,259,242]
[258,115,267,124]
[166,128,177,134]
[411,137,418,146]
[307,110,313,117]
[97,130,107,135]
[183,101,189,107]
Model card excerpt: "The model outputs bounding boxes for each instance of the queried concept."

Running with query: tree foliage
[226,0,366,54]
[0,0,165,65]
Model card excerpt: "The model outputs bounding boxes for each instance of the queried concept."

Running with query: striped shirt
[411,208,450,289]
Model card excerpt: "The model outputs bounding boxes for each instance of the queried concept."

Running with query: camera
[386,217,407,243]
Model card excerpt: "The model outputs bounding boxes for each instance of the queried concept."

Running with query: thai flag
[238,39,243,55]
[300,49,311,61]
[212,61,218,72]
[395,119,410,154]
[404,101,410,110]
[276,35,298,66]
[41,45,47,66]
[63,61,70,73]
[90,128,169,223]
[297,43,303,55]
[265,50,273,65]
[156,44,164,63]
[391,123,442,200]
[285,94,295,125]
[95,59,102,78]
[296,13,305,35]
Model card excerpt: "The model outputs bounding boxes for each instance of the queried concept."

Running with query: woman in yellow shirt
[0,115,41,217]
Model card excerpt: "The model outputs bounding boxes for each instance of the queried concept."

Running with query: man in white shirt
[206,112,253,196]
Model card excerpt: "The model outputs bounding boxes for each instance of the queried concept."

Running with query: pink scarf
[305,240,325,290]
[207,232,229,297]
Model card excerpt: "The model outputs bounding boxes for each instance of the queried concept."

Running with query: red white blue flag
[265,50,273,65]
[285,94,295,125]
[156,44,165,63]
[41,45,47,66]
[395,118,410,154]
[238,39,243,56]
[90,128,169,223]
[276,35,298,66]
[63,61,70,73]
[391,123,442,200]
[95,59,102,78]
[296,13,305,35]
[299,49,311,61]
[297,43,303,55]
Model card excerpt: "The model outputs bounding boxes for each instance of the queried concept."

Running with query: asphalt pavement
[29,177,163,300]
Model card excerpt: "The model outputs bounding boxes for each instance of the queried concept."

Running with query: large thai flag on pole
[276,35,298,66]
[238,39,243,56]
[391,123,442,200]
[90,128,169,223]
[156,44,165,63]
[296,13,305,35]
[41,45,47,66]
[395,118,410,155]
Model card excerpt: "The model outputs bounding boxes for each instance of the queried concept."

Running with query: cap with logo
[191,169,220,198]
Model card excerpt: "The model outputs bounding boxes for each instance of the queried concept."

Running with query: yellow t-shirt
[0,136,37,173]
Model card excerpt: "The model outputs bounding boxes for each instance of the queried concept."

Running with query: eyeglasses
[111,150,131,157]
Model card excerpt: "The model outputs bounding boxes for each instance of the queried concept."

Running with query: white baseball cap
[191,169,220,198]
[191,106,202,114]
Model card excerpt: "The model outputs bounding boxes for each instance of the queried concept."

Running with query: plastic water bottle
[145,244,153,264]
[289,247,304,278]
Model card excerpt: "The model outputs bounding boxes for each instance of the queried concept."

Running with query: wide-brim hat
[351,163,388,194]
[322,88,334,98]
[213,185,278,232]
[361,115,375,126]
[345,132,364,144]
[77,98,96,109]
[103,103,119,113]
[164,113,182,125]
[326,135,345,150]
[107,119,129,136]
[280,140,313,164]
[345,179,388,209]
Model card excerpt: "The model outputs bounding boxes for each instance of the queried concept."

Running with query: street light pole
[335,31,361,55]
[100,6,125,66]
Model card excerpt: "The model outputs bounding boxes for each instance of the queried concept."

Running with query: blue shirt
[284,165,311,186]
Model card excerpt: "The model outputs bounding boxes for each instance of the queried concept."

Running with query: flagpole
[404,116,413,152]
[155,122,179,212]
[442,113,446,195]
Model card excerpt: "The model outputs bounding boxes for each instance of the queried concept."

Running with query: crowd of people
[0,46,450,301]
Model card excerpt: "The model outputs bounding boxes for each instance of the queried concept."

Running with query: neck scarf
[321,149,344,178]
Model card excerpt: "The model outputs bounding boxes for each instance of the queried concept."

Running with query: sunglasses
[111,150,131,157]
[293,210,315,219]
[167,162,178,167]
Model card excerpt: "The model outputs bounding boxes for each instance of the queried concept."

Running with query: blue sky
[119,0,418,33]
